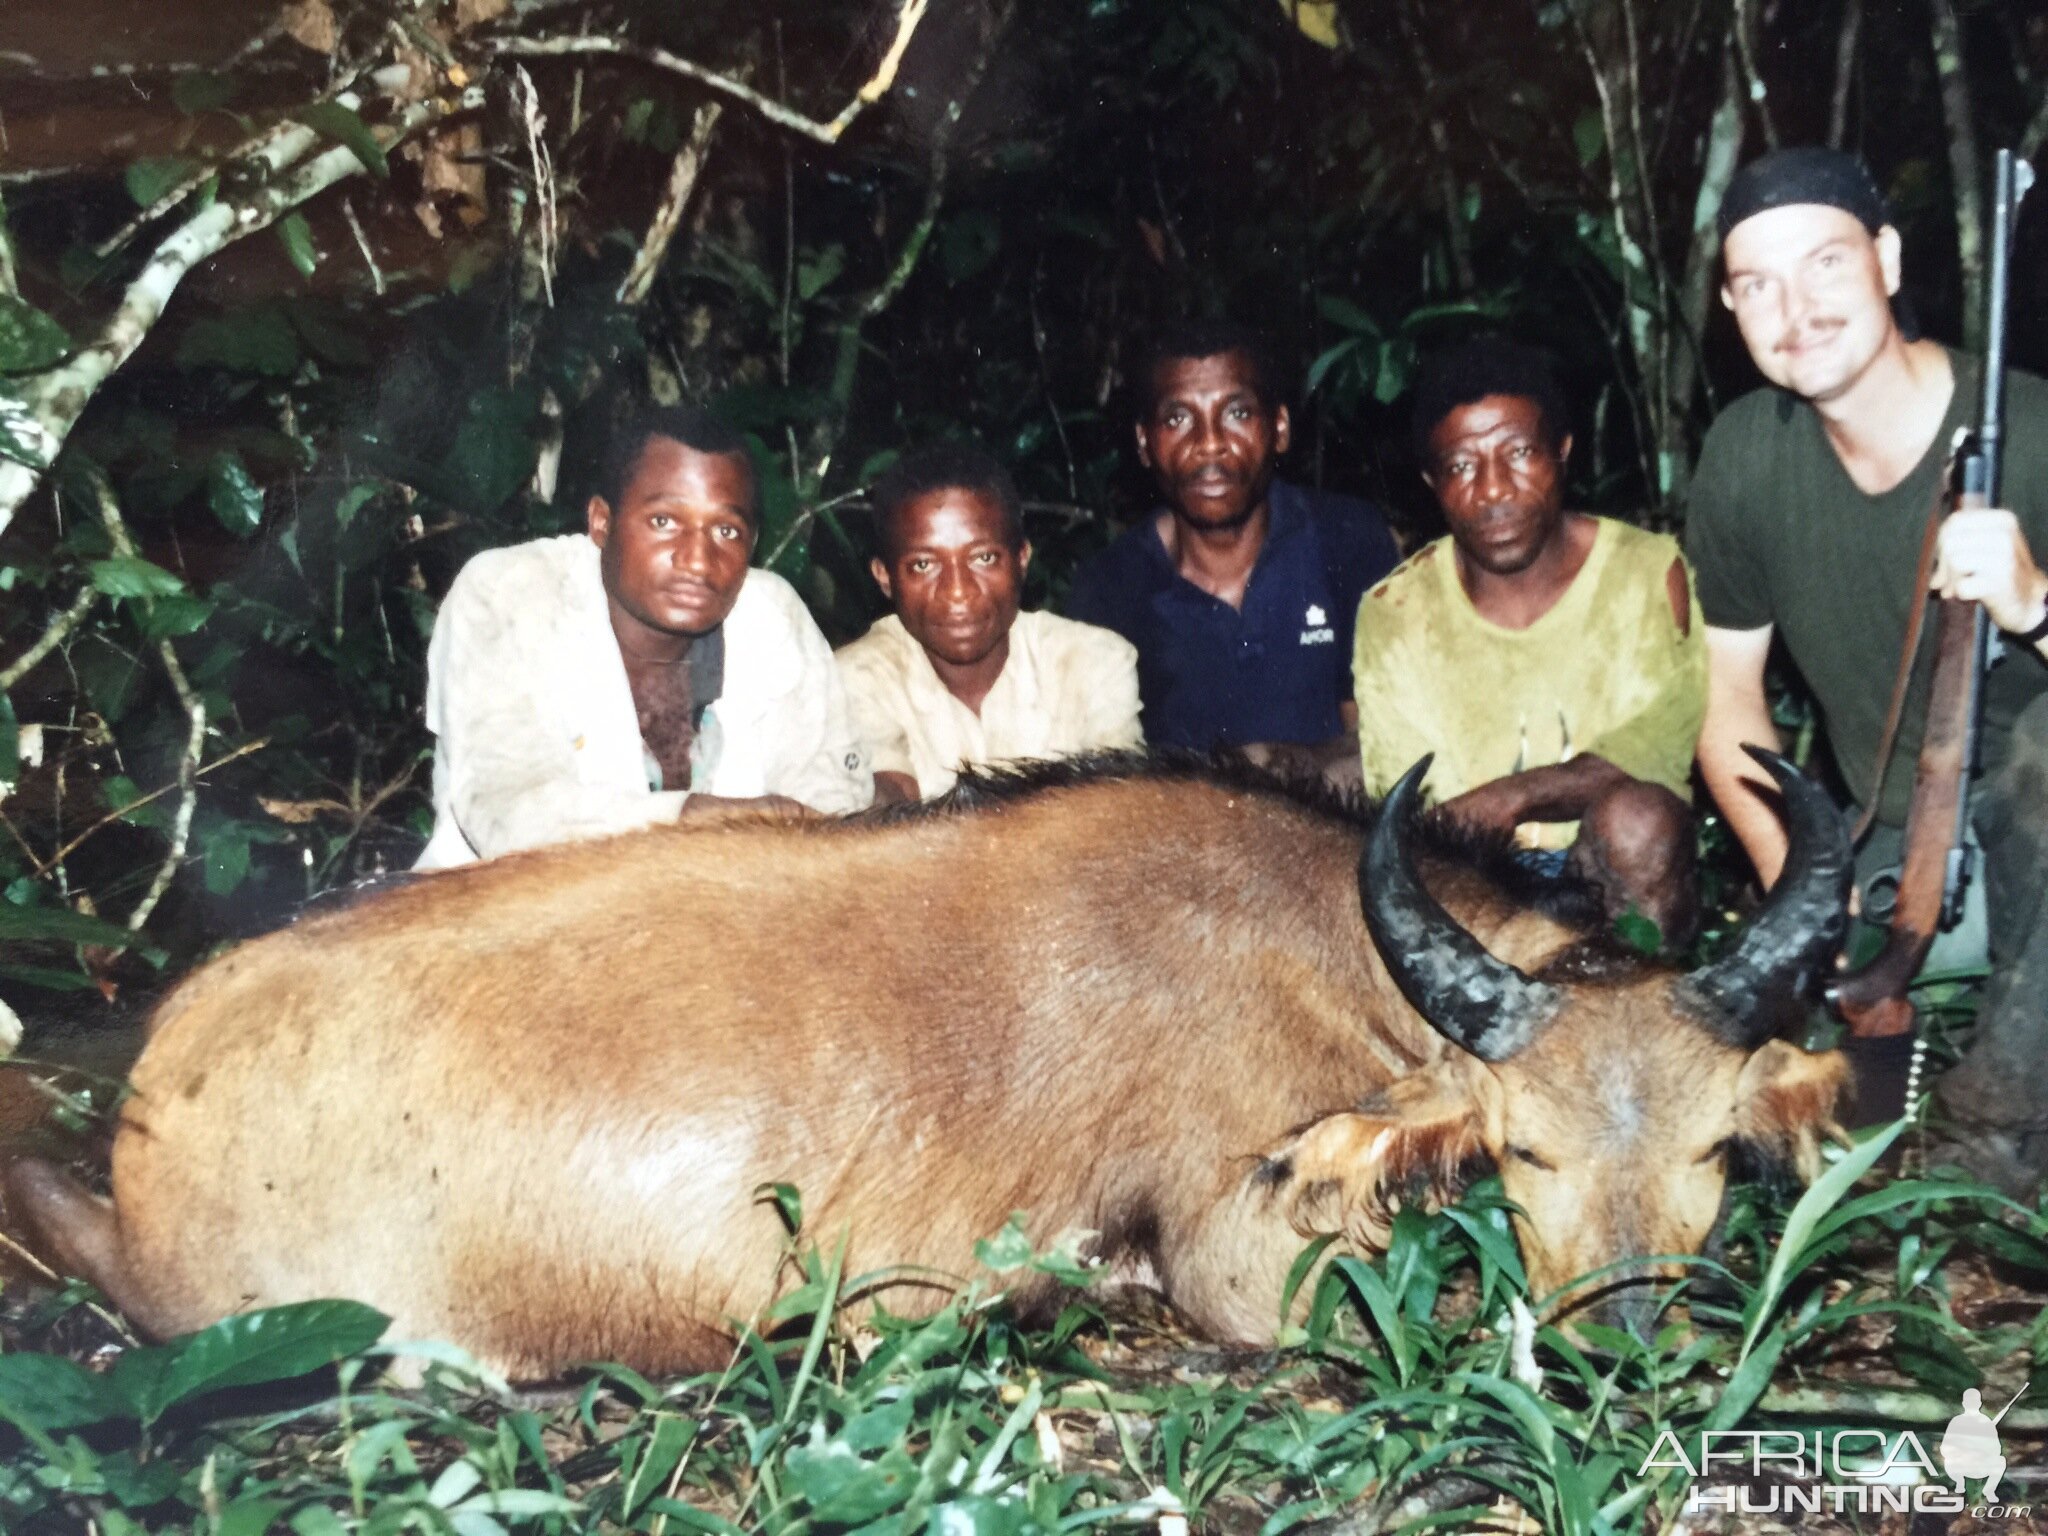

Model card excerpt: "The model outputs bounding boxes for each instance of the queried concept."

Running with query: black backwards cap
[1717,147,1892,244]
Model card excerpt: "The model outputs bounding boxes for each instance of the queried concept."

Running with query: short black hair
[1409,336,1572,465]
[868,442,1025,560]
[593,402,756,521]
[1136,318,1286,419]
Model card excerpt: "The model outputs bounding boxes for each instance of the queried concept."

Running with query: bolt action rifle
[1827,149,2035,1037]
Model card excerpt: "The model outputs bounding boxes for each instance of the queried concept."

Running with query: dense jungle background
[4,0,2048,974]
[7,3,2048,1533]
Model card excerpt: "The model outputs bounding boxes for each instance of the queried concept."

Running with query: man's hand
[678,793,814,825]
[1933,509,2048,637]
[1438,757,1627,834]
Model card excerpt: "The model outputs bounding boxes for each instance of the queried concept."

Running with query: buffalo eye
[1505,1145,1555,1171]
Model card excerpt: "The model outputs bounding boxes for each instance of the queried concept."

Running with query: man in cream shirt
[838,444,1142,802]
[416,404,870,868]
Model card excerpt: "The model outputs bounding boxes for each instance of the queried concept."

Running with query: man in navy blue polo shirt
[1066,320,1400,771]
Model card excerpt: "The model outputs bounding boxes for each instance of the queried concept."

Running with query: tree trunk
[1670,49,1747,456]
[1829,0,1863,149]
[1929,0,1985,347]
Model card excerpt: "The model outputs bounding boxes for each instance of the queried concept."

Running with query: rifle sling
[1851,473,1952,846]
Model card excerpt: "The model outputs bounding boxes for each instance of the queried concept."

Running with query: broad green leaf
[0,1350,130,1430]
[276,212,318,277]
[449,1491,581,1516]
[441,387,539,509]
[0,964,97,991]
[798,243,848,299]
[975,1213,1036,1272]
[0,690,16,785]
[89,555,188,599]
[334,482,379,532]
[178,307,301,377]
[621,1413,696,1519]
[782,1438,918,1523]
[0,296,71,373]
[1305,338,1359,397]
[298,101,389,178]
[204,830,252,895]
[124,1299,390,1422]
[207,450,264,536]
[214,1500,291,1536]
[1572,110,1605,168]
[1891,1313,1980,1396]
[138,594,217,639]
[288,299,371,368]
[172,71,237,115]
[1614,910,1663,955]
[0,899,161,957]
[292,1505,351,1536]
[124,156,202,208]
[1315,294,1380,335]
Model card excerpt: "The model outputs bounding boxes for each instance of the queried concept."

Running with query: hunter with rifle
[1689,146,2048,1196]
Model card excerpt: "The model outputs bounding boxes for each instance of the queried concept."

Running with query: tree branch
[0,585,98,692]
[805,2,1011,483]
[618,101,723,306]
[1731,0,1779,149]
[1828,0,1864,149]
[0,184,18,301]
[2019,84,2048,166]
[1670,48,1747,440]
[0,80,484,540]
[72,474,204,932]
[487,0,930,147]
[1929,0,1986,346]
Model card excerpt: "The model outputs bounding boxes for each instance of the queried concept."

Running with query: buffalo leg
[5,1157,177,1338]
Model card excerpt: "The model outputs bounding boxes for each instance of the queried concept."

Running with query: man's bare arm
[1697,623,1787,888]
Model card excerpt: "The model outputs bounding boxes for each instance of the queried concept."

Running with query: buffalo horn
[1358,757,1565,1062]
[1680,747,1852,1047]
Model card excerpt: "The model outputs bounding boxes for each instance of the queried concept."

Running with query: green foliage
[122,157,201,209]
[0,393,48,467]
[0,297,71,374]
[297,102,390,179]
[5,1157,2037,1536]
[276,213,320,278]
[87,555,188,599]
[207,451,266,537]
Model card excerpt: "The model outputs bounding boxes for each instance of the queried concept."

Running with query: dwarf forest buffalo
[9,751,1853,1379]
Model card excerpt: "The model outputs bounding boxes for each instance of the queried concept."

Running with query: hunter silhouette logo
[1942,1387,2023,1503]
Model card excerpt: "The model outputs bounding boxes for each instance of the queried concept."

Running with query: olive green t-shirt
[1353,518,1706,850]
[1685,349,2048,828]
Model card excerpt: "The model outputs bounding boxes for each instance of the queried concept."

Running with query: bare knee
[1581,781,1692,871]
[1570,780,1697,946]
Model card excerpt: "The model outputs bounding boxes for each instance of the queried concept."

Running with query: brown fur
[7,764,1846,1377]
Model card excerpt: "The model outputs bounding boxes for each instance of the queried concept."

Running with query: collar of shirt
[1135,480,1311,613]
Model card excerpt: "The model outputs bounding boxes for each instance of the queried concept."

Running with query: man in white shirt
[837,444,1142,802]
[416,404,870,868]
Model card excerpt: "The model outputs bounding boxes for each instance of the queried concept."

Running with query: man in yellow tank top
[1354,337,1708,946]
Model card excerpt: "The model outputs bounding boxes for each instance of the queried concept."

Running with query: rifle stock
[1826,595,1983,1036]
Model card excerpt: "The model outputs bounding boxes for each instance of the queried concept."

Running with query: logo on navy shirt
[1299,603,1335,646]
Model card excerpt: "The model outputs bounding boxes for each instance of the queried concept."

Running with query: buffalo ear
[1262,1064,1496,1251]
[1732,1041,1851,1185]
